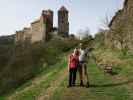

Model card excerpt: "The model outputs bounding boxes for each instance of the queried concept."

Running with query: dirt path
[37,67,67,100]
[7,72,52,100]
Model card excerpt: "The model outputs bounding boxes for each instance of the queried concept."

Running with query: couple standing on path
[68,43,90,87]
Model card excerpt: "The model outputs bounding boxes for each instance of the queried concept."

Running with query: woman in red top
[68,48,79,87]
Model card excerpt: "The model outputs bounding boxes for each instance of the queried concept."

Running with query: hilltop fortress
[15,6,69,43]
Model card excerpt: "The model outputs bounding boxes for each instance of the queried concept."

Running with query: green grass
[3,47,133,100]
[86,62,129,100]
[4,57,67,100]
[50,77,67,100]
[0,96,4,100]
[0,38,79,95]
[50,49,133,100]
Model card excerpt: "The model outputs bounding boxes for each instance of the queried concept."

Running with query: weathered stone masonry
[15,6,69,43]
[16,9,53,43]
[58,6,69,37]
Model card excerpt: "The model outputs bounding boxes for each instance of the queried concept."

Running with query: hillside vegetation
[0,37,79,95]
[1,42,133,100]
[0,34,132,100]
[0,35,14,70]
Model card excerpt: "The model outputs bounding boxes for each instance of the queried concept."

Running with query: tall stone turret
[41,10,53,40]
[58,6,69,37]
[42,10,53,33]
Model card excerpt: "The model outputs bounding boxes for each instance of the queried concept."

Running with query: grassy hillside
[1,34,133,100]
[1,44,133,100]
[0,37,79,95]
[50,48,133,100]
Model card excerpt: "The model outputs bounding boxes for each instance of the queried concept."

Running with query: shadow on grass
[71,80,133,88]
[89,80,133,88]
[106,71,118,76]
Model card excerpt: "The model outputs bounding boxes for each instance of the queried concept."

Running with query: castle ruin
[15,6,69,43]
[58,6,69,37]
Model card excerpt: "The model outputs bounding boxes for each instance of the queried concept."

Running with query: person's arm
[68,55,70,71]
[85,48,89,58]
[78,49,81,56]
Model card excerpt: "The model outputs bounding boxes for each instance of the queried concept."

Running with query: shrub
[0,37,79,95]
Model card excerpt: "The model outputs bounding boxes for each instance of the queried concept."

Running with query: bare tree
[77,27,91,40]
[100,14,110,30]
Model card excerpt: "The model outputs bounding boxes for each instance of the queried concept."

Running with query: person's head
[73,48,79,56]
[79,43,86,50]
[79,43,83,48]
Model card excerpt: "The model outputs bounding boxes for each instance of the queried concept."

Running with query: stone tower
[41,10,53,40]
[58,6,69,37]
[42,10,53,33]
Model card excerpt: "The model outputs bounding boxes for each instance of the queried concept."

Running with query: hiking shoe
[67,85,72,88]
[80,80,84,86]
[72,84,76,87]
[86,82,90,88]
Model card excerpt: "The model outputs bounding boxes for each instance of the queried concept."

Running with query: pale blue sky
[0,0,124,36]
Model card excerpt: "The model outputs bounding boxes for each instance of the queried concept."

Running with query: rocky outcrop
[105,0,133,50]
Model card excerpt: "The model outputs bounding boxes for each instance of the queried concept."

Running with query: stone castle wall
[23,27,31,41]
[16,31,24,42]
[15,6,69,44]
[15,10,53,43]
[31,18,45,43]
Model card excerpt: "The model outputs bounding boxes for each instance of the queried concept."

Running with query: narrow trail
[37,67,67,100]
[5,56,68,100]
[51,58,133,100]
[7,68,59,100]
[5,53,133,100]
